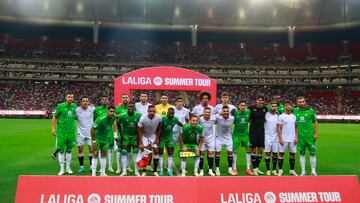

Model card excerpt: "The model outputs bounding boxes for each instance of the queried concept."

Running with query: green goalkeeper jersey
[160,116,181,141]
[231,109,250,136]
[54,102,77,133]
[293,108,317,137]
[93,114,116,139]
[94,105,108,121]
[181,124,203,145]
[115,105,128,117]
[117,112,141,137]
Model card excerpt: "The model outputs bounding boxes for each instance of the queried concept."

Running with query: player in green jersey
[158,108,183,176]
[115,94,130,174]
[91,106,116,176]
[117,103,142,176]
[51,93,77,176]
[178,115,204,176]
[231,100,253,176]
[293,96,318,176]
[267,95,285,114]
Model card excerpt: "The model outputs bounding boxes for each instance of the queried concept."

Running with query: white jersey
[214,103,237,114]
[277,112,297,142]
[173,107,190,134]
[135,102,151,115]
[215,115,234,140]
[265,112,279,141]
[192,104,215,117]
[199,115,217,140]
[76,106,95,138]
[138,114,162,138]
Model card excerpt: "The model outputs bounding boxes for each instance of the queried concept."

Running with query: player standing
[51,93,77,176]
[248,95,268,176]
[75,96,95,173]
[91,106,116,176]
[178,116,204,176]
[277,101,298,176]
[135,91,152,115]
[293,96,318,176]
[267,95,285,114]
[264,102,279,176]
[155,92,174,116]
[214,92,236,114]
[117,103,141,176]
[192,92,215,117]
[138,105,162,176]
[199,107,216,176]
[231,101,253,175]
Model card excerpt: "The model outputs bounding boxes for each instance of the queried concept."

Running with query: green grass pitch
[0,119,359,202]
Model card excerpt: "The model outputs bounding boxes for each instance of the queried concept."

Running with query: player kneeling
[90,106,116,176]
[179,116,204,176]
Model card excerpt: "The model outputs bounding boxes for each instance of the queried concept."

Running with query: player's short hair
[221,92,229,97]
[297,96,305,101]
[161,92,168,97]
[222,105,229,110]
[256,94,265,100]
[64,93,73,98]
[122,93,128,96]
[238,100,246,105]
[80,96,89,101]
[269,101,278,106]
[128,102,135,107]
[190,115,198,119]
[140,91,148,95]
[175,96,183,101]
[108,105,116,110]
[148,105,155,109]
[168,107,175,112]
[101,95,108,99]
[204,107,211,111]
[284,100,292,105]
[199,92,211,101]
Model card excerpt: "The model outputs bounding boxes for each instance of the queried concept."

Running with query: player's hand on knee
[182,146,187,151]
[154,138,159,146]
[138,143,144,151]
[313,134,318,141]
[279,139,284,146]
[294,138,298,145]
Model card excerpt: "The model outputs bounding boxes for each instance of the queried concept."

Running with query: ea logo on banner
[264,192,276,203]
[154,77,163,86]
[87,193,101,203]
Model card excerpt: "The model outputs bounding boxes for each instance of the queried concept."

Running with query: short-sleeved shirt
[231,109,251,136]
[138,114,162,137]
[54,102,78,133]
[181,124,203,145]
[199,115,216,140]
[265,112,279,141]
[192,104,215,117]
[248,105,268,136]
[155,103,174,116]
[215,115,235,139]
[214,103,237,115]
[267,103,285,114]
[76,106,95,137]
[160,116,181,141]
[94,105,108,121]
[277,112,297,142]
[173,107,190,134]
[117,112,141,137]
[115,105,128,117]
[93,115,116,139]
[135,102,151,115]
[292,108,317,138]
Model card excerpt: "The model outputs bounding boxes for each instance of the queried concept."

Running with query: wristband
[92,140,96,143]
[114,132,117,139]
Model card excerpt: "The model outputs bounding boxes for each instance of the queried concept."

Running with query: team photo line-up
[51,90,318,177]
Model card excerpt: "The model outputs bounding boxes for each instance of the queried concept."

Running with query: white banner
[0,110,47,116]
[317,115,360,120]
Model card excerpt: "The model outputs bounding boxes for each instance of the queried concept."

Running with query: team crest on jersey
[166,125,172,130]
[241,118,245,122]
[129,122,134,127]
[300,116,305,121]
[67,111,72,116]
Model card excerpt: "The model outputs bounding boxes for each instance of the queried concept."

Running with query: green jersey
[267,103,285,114]
[160,116,181,140]
[117,112,141,136]
[94,105,108,121]
[115,105,128,117]
[181,124,203,145]
[93,115,116,139]
[54,102,77,133]
[293,108,317,137]
[231,109,250,136]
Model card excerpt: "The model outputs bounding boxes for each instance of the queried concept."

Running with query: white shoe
[215,169,221,176]
[120,171,127,176]
[194,171,199,177]
[278,169,283,176]
[290,170,298,176]
[208,170,215,176]
[272,170,278,176]
[300,171,306,176]
[199,170,204,176]
[100,172,108,176]
[228,169,236,176]
[266,170,271,176]
[66,168,73,174]
[116,169,121,174]
[142,172,147,176]
[181,172,186,177]
[135,171,140,176]
[153,172,159,176]
[91,170,96,176]
[58,168,65,176]
[127,167,134,173]
[311,171,318,176]
[108,168,114,173]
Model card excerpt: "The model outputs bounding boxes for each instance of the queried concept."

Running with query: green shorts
[95,138,109,151]
[184,144,198,150]
[56,132,76,153]
[298,135,317,155]
[121,135,138,147]
[107,131,115,148]
[159,139,174,149]
[233,135,250,152]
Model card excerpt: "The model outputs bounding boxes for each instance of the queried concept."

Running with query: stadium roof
[0,0,359,32]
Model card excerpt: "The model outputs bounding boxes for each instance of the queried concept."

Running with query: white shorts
[142,135,157,148]
[200,138,215,152]
[215,138,233,152]
[279,142,297,153]
[264,139,279,153]
[77,135,92,147]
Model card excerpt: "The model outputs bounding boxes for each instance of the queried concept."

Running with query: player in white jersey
[277,101,298,176]
[264,102,279,176]
[192,92,215,117]
[199,107,216,176]
[75,96,95,173]
[135,91,152,115]
[215,106,236,176]
[138,105,162,176]
[214,92,236,114]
